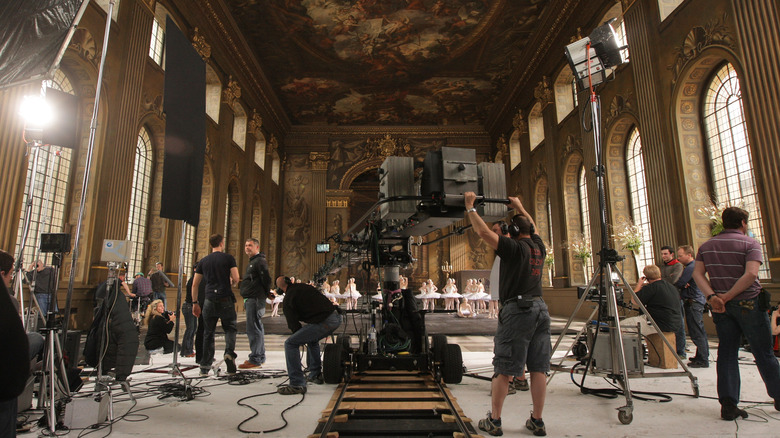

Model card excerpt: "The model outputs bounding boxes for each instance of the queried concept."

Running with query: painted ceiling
[225,0,550,126]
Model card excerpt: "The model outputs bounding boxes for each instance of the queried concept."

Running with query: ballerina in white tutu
[456,297,475,318]
[416,280,429,310]
[471,278,490,314]
[345,277,361,310]
[329,279,342,306]
[267,289,284,317]
[423,279,440,311]
[440,278,461,311]
[371,282,383,301]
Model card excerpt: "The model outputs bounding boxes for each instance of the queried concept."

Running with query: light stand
[551,25,698,424]
[61,0,116,348]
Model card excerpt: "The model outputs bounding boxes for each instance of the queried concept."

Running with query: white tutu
[423,291,441,299]
[440,285,461,299]
[470,291,490,301]
[371,293,383,301]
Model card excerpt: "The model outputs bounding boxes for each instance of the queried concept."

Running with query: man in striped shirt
[693,206,780,420]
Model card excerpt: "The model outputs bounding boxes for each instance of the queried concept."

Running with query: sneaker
[199,368,210,378]
[515,378,530,391]
[277,385,307,395]
[478,412,503,436]
[507,384,516,395]
[526,413,547,436]
[238,360,262,370]
[224,353,237,375]
[721,403,748,420]
[307,373,324,384]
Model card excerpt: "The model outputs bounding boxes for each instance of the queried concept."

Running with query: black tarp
[160,17,206,227]
[0,0,86,88]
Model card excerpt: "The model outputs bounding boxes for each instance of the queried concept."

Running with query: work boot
[721,402,748,420]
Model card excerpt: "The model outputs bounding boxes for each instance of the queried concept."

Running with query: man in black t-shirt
[631,264,682,334]
[275,276,340,395]
[465,192,550,437]
[192,234,240,376]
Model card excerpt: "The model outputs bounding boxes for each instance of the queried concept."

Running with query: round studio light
[20,95,55,128]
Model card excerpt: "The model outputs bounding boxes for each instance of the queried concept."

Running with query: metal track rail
[312,371,479,438]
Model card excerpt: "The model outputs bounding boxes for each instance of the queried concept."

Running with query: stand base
[64,395,109,429]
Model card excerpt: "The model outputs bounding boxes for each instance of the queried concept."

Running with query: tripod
[36,252,71,433]
[548,90,698,424]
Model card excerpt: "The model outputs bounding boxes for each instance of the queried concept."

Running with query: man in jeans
[192,234,240,376]
[238,238,271,369]
[276,276,341,395]
[674,245,709,368]
[150,262,174,307]
[180,264,199,358]
[693,207,780,420]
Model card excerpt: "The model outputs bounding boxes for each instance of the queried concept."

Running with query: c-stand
[548,86,698,424]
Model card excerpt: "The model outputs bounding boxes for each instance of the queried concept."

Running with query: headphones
[282,276,293,285]
[509,215,535,237]
[496,221,509,236]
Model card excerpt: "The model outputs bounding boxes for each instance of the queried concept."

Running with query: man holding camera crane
[465,192,549,437]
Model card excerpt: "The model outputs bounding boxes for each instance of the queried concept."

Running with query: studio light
[20,94,55,130]
[565,19,627,89]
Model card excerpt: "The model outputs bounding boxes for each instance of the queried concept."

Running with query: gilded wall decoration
[142,92,163,118]
[513,109,528,134]
[533,162,547,182]
[495,135,507,163]
[248,110,263,136]
[191,27,212,60]
[282,174,311,276]
[466,228,488,269]
[534,76,554,108]
[68,28,97,67]
[668,13,734,85]
[605,93,635,127]
[562,134,582,159]
[222,76,241,106]
[309,151,330,170]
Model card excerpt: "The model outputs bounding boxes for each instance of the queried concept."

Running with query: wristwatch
[467,207,477,213]
[192,301,199,305]
[706,294,715,302]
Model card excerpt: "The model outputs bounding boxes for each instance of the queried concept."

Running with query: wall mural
[225,0,550,125]
[283,174,311,276]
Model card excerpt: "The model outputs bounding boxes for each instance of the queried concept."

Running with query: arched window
[149,4,171,67]
[232,102,247,150]
[127,127,154,275]
[529,102,544,151]
[14,70,75,265]
[183,223,196,270]
[578,165,592,275]
[601,3,629,61]
[554,68,576,123]
[205,65,221,122]
[703,62,769,279]
[626,127,655,269]
[658,0,685,21]
[271,152,280,185]
[254,132,266,169]
[509,129,521,170]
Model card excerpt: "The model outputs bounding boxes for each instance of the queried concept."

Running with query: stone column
[100,0,154,239]
[309,152,329,277]
[731,0,780,274]
[622,0,678,253]
[538,77,568,286]
[0,85,35,247]
[512,110,531,204]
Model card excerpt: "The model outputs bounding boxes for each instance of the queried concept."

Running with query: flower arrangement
[696,200,745,236]
[612,221,643,253]
[544,252,555,266]
[566,234,592,261]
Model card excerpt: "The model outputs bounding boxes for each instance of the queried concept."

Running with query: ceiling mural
[225,0,550,126]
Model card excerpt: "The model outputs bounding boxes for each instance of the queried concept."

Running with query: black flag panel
[161,17,206,227]
[0,0,87,88]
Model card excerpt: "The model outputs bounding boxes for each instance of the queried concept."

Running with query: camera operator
[464,192,549,437]
[143,299,178,354]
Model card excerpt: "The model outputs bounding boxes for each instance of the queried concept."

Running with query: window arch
[578,165,593,275]
[127,127,154,275]
[600,3,629,61]
[205,65,221,122]
[232,102,247,150]
[626,127,655,269]
[554,68,576,123]
[703,62,769,278]
[509,129,521,170]
[529,102,544,151]
[14,70,76,265]
[254,132,266,169]
[534,177,552,286]
[149,4,172,67]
